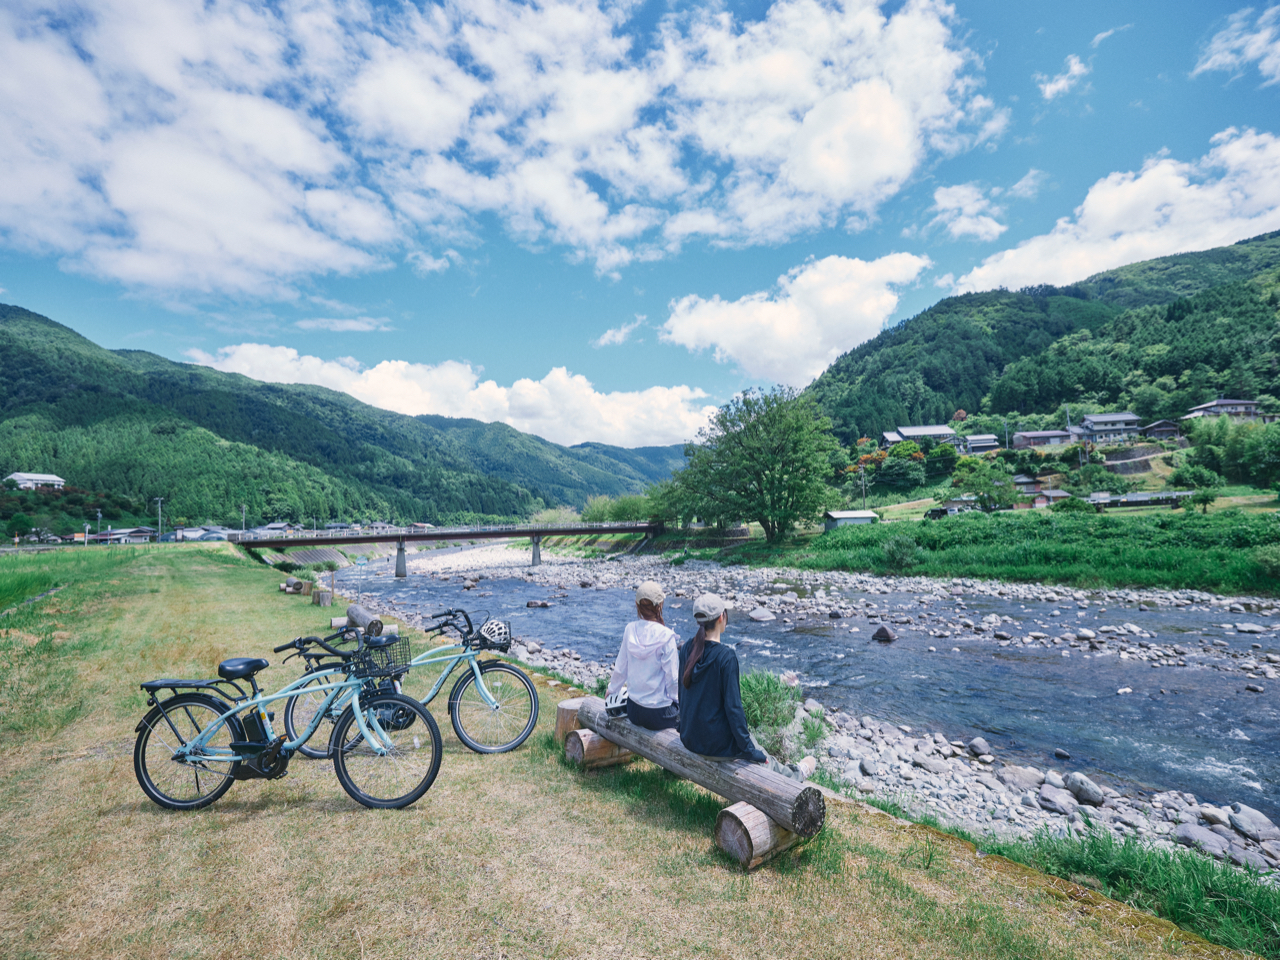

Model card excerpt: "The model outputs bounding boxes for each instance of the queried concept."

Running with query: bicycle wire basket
[349,634,412,680]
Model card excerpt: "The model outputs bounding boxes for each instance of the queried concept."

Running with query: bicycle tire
[448,661,539,754]
[284,674,344,759]
[331,692,442,809]
[134,693,244,810]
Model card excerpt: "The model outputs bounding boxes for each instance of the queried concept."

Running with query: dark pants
[627,700,678,730]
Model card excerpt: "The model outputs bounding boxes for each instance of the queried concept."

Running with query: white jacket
[606,620,680,709]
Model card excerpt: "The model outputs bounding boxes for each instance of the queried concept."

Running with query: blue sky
[2,0,1279,446]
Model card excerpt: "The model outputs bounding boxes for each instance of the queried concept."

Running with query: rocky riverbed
[338,542,1280,881]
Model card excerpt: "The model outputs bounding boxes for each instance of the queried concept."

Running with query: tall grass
[854,794,1280,958]
[739,669,800,728]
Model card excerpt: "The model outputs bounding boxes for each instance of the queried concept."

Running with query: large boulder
[1038,784,1079,817]
[748,607,776,622]
[968,737,991,756]
[1063,771,1106,807]
[1174,823,1230,858]
[1229,803,1280,842]
[1199,805,1231,827]
[1227,844,1270,870]
[998,765,1046,792]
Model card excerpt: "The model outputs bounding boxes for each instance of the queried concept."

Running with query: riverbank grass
[0,544,1253,959]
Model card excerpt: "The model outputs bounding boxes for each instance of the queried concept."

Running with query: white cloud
[406,251,452,275]
[185,344,714,447]
[1193,6,1280,85]
[0,0,1002,293]
[1035,54,1090,100]
[295,317,392,332]
[956,127,1280,292]
[661,252,930,386]
[930,183,1006,241]
[593,316,644,347]
[1007,168,1048,199]
[1091,24,1131,48]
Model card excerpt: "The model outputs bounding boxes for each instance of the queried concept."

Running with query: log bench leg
[565,729,635,769]
[715,801,801,869]
[554,697,586,746]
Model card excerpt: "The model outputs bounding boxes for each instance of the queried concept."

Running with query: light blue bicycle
[132,631,443,810]
[282,608,539,759]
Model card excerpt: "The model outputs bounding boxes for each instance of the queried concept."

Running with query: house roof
[4,472,66,483]
[965,434,999,442]
[1042,489,1073,499]
[882,431,903,444]
[897,425,956,438]
[1082,412,1139,424]
[1141,420,1179,429]
[1189,398,1258,411]
[824,510,878,520]
[1012,474,1037,483]
[1012,430,1070,438]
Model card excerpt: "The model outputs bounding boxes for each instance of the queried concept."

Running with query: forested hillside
[0,306,685,528]
[809,230,1280,444]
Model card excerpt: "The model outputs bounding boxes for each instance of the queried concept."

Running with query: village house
[1072,412,1142,445]
[823,510,879,531]
[1011,430,1070,449]
[4,472,66,490]
[881,425,958,447]
[1012,474,1042,493]
[1140,420,1180,441]
[964,434,1001,454]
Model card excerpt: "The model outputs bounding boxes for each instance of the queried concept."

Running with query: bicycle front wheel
[448,661,539,753]
[134,693,243,810]
[331,693,442,809]
[284,674,345,759]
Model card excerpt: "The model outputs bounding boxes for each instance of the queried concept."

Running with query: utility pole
[860,465,867,510]
[153,497,164,542]
[1003,418,1009,449]
[96,509,102,546]
[241,504,246,531]
[83,522,89,546]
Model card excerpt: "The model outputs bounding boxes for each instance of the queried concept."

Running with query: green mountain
[809,230,1280,444]
[0,305,684,529]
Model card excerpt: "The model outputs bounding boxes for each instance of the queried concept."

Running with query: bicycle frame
[161,667,395,764]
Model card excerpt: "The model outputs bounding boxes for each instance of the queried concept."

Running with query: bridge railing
[225,521,656,544]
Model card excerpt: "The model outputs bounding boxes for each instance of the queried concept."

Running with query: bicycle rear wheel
[331,692,442,809]
[134,694,243,810]
[284,674,345,759]
[448,661,539,753]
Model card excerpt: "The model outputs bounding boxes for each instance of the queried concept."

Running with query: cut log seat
[554,697,586,746]
[576,697,824,837]
[564,729,634,769]
[716,801,800,869]
[346,604,383,636]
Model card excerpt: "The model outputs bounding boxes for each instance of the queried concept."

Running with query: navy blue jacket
[677,639,767,762]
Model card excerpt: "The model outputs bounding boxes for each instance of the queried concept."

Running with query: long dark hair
[636,598,665,626]
[681,625,707,689]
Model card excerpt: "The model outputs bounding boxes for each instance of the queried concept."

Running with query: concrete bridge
[227,521,662,576]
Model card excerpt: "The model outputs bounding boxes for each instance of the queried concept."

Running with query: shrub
[580,496,613,523]
[740,670,800,729]
[801,716,825,750]
[1168,464,1226,489]
[1049,496,1093,513]
[882,534,922,569]
[1255,544,1280,579]
[530,505,579,524]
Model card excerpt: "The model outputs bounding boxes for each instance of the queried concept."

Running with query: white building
[4,472,66,490]
[824,510,879,531]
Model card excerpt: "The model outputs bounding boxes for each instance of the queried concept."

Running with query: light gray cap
[635,580,665,605]
[693,593,726,623]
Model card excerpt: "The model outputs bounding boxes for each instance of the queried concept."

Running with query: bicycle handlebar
[275,630,364,658]
[429,608,475,639]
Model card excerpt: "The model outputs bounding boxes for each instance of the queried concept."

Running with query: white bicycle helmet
[605,685,629,718]
[479,619,511,648]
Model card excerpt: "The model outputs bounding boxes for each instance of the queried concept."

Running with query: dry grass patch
[0,545,1257,959]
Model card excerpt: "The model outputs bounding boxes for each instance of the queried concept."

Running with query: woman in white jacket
[605,580,680,730]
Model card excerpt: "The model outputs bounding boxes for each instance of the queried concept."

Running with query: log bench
[566,696,823,869]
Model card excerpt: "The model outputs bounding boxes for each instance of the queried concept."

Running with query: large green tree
[673,388,841,543]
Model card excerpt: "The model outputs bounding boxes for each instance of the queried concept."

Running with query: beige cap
[693,593,726,623]
[635,580,665,605]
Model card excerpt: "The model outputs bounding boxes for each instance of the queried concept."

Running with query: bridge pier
[395,539,407,578]
[531,535,542,567]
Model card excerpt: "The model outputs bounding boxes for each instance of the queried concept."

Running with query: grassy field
[0,544,1258,959]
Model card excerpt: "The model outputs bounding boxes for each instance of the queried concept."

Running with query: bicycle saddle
[218,657,270,681]
[365,634,400,648]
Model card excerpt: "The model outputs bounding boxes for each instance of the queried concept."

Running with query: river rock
[913,755,949,775]
[860,757,884,778]
[1064,771,1105,806]
[872,625,897,642]
[748,607,776,622]
[1261,840,1280,861]
[1076,628,1096,640]
[525,641,542,654]
[1199,805,1231,827]
[1174,823,1230,857]
[1227,844,1270,870]
[998,765,1046,791]
[804,698,824,715]
[1228,803,1280,842]
[1045,770,1065,789]
[1235,623,1266,634]
[968,737,991,756]
[1054,747,1071,760]
[1038,784,1079,817]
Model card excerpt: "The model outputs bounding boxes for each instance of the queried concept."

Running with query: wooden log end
[554,697,587,746]
[716,802,800,869]
[791,787,826,838]
[565,729,634,769]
